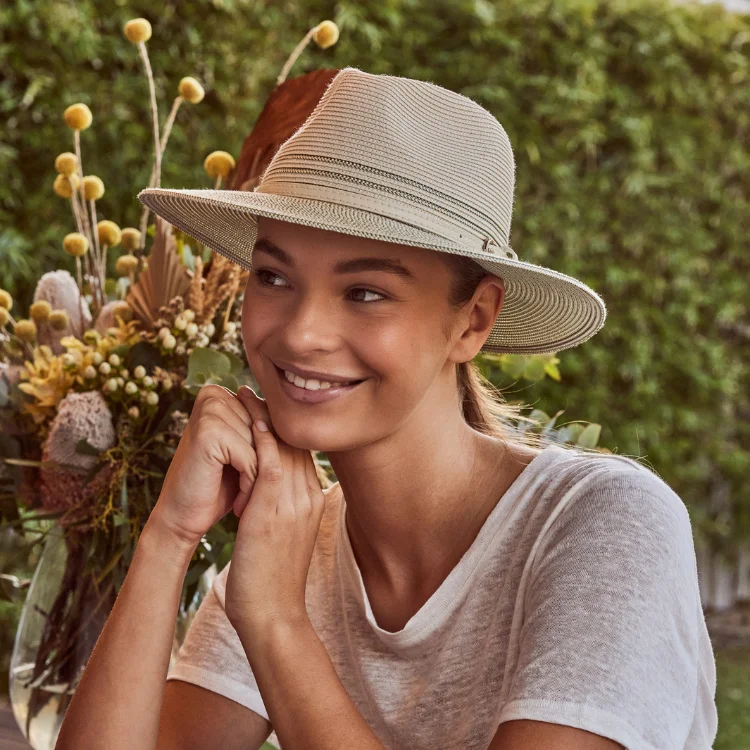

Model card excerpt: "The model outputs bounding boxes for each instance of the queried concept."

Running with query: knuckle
[262,464,284,483]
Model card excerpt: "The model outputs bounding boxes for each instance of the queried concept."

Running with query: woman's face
[240,216,494,452]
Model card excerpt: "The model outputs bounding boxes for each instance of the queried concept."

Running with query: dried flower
[116,254,139,277]
[97,220,122,246]
[99,362,111,376]
[105,377,118,392]
[124,18,152,44]
[203,151,235,179]
[174,315,187,331]
[14,319,37,342]
[83,175,105,201]
[48,309,70,331]
[183,309,196,323]
[53,173,81,198]
[0,308,8,328]
[0,290,12,310]
[125,381,138,395]
[313,21,339,49]
[108,353,121,368]
[29,300,51,324]
[128,406,140,419]
[55,152,78,176]
[142,375,154,388]
[64,103,93,131]
[18,345,77,425]
[63,232,89,257]
[133,365,146,380]
[186,322,198,338]
[162,334,177,350]
[178,76,205,104]
[120,228,142,251]
[145,391,159,406]
[83,365,97,379]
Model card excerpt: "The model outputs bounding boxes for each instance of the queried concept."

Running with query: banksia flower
[48,310,70,331]
[63,103,93,131]
[98,220,121,246]
[53,173,81,198]
[83,175,105,201]
[120,228,141,251]
[124,18,152,44]
[178,77,205,104]
[95,300,134,333]
[116,254,139,277]
[0,290,12,310]
[30,300,51,324]
[204,150,235,179]
[42,390,116,471]
[63,232,89,257]
[313,21,339,49]
[55,152,78,176]
[14,319,37,342]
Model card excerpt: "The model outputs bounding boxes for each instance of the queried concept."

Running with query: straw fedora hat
[137,66,606,355]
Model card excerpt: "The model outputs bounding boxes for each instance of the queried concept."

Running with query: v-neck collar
[335,442,565,650]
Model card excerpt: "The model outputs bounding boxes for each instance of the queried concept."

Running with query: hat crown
[256,67,517,252]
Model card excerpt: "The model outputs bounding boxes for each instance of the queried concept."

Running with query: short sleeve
[167,559,271,722]
[497,463,715,750]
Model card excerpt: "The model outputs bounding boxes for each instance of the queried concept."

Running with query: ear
[447,275,505,364]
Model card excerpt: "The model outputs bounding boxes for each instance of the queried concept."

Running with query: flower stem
[276,27,316,86]
[138,40,162,253]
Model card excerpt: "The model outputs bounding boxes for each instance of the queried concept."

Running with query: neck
[328,405,514,598]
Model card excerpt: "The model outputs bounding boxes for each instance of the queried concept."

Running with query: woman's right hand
[150,384,259,547]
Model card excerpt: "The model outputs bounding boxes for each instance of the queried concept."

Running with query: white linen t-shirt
[167,442,718,749]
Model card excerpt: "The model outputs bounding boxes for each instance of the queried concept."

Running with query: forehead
[253,216,444,278]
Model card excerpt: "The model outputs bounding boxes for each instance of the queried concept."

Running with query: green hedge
[1,0,748,548]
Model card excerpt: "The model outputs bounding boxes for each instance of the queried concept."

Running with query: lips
[274,364,364,386]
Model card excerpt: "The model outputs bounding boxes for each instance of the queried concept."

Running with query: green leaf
[576,423,602,449]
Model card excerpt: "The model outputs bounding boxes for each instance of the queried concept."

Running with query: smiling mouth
[274,365,364,392]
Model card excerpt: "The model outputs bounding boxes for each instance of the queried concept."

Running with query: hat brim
[137,187,606,355]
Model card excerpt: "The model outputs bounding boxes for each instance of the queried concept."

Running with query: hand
[224,385,326,639]
[150,384,259,547]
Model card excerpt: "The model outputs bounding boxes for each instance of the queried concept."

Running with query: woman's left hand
[224,385,326,641]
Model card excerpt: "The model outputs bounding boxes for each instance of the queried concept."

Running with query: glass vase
[8,520,214,750]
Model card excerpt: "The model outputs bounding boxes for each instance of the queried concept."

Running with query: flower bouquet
[0,16,340,749]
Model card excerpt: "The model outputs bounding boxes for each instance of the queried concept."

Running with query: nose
[279,289,340,354]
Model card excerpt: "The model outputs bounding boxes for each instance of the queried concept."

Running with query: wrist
[141,509,200,568]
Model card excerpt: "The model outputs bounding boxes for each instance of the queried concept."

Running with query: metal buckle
[482,237,499,254]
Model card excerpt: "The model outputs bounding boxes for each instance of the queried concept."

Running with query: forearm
[55,511,198,750]
[239,619,386,750]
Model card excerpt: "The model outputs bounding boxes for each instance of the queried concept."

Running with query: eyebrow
[253,237,417,283]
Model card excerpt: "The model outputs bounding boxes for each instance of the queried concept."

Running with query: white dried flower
[142,375,154,388]
[204,323,216,337]
[106,377,118,392]
[174,315,187,331]
[162,377,173,391]
[145,391,159,406]
[224,322,236,335]
[116,377,124,387]
[162,334,176,350]
[91,352,103,366]
[185,322,198,338]
[159,326,170,339]
[83,365,97,379]
[125,381,138,395]
[128,406,140,419]
[183,309,196,322]
[108,353,121,367]
[133,365,146,379]
[98,362,111,376]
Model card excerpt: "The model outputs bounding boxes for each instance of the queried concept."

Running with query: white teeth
[284,369,351,391]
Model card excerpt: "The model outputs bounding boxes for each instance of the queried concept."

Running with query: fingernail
[254,419,269,432]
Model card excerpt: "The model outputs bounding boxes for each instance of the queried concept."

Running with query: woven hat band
[257,164,518,259]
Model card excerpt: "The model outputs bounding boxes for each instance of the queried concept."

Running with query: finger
[248,416,285,514]
[237,386,276,437]
[198,395,254,445]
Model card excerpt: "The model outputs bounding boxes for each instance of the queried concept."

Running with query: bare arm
[55,510,198,750]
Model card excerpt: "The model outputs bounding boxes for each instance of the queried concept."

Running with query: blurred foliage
[0,0,748,552]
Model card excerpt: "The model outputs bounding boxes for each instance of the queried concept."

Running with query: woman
[56,67,717,750]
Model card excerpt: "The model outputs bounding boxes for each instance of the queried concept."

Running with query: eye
[253,269,289,289]
[348,288,387,303]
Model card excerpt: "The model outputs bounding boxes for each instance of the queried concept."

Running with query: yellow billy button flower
[0,289,12,311]
[63,232,89,257]
[29,300,52,324]
[48,310,70,331]
[120,228,142,251]
[98,220,121,246]
[178,76,205,104]
[124,18,152,44]
[63,103,93,131]
[0,308,8,328]
[14,319,37,342]
[55,152,78,176]
[83,175,105,201]
[53,173,80,198]
[115,254,139,277]
[313,21,339,49]
[204,151,235,179]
